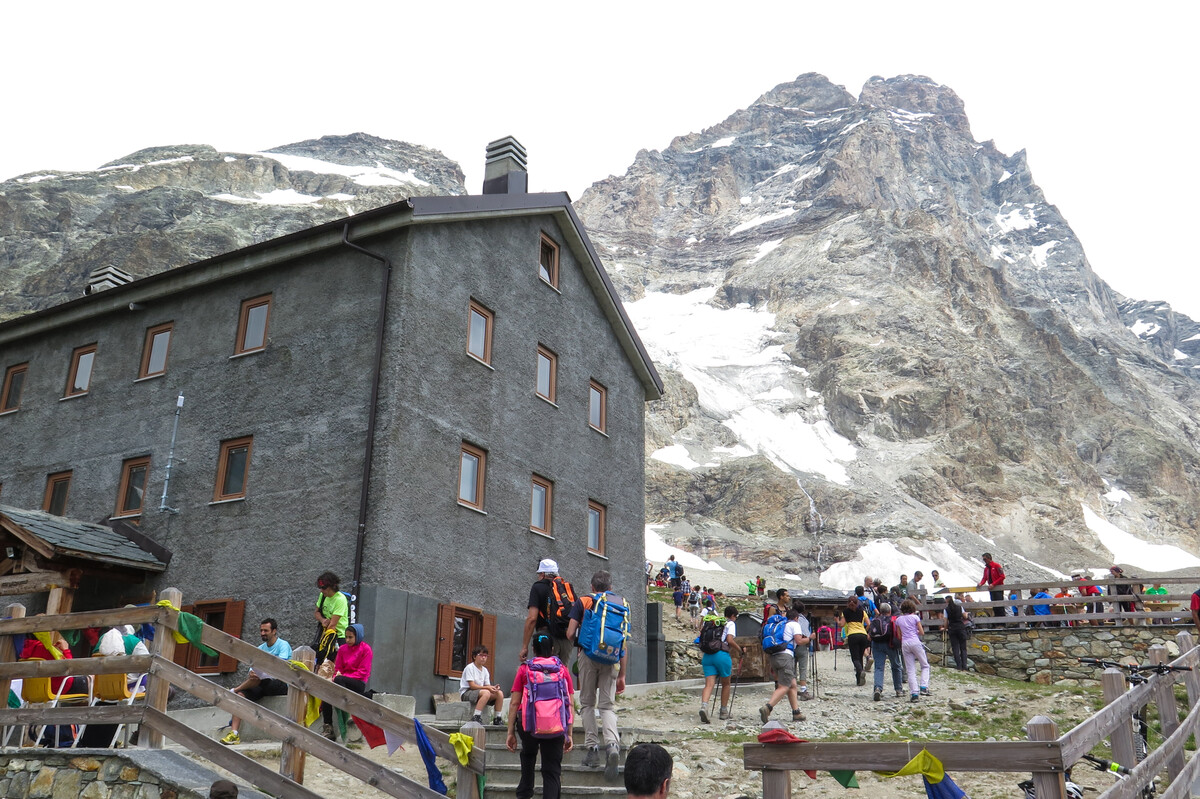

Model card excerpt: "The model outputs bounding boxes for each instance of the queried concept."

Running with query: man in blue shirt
[1032,589,1054,627]
[221,619,293,744]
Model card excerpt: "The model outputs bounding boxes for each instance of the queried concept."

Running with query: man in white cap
[520,558,576,663]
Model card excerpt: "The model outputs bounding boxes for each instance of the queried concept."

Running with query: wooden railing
[743,631,1200,799]
[0,588,485,799]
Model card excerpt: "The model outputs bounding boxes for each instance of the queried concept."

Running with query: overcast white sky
[3,2,1196,318]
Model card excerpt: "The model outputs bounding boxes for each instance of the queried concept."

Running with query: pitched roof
[0,505,168,572]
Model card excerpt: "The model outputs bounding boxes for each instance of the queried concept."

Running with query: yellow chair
[86,653,147,748]
[19,657,92,747]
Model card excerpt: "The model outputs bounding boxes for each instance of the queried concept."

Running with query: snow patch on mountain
[1081,504,1200,571]
[256,151,431,187]
[645,525,725,571]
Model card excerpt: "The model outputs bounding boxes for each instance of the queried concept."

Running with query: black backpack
[868,614,894,644]
[698,618,725,654]
[544,577,577,637]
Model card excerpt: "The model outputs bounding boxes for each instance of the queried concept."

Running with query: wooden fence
[0,588,485,799]
[743,631,1200,799]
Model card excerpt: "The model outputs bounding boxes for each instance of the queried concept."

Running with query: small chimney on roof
[482,136,527,195]
[85,265,133,295]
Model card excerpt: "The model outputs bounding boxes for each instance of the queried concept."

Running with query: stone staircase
[427,720,649,799]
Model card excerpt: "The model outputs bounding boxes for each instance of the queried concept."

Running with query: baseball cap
[537,558,559,575]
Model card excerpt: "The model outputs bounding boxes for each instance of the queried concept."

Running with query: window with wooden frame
[43,471,72,516]
[64,344,97,397]
[536,345,557,403]
[587,500,606,555]
[1,363,27,412]
[435,602,496,678]
[531,475,553,536]
[466,300,493,365]
[235,294,272,355]
[139,322,174,378]
[172,598,245,673]
[458,442,486,510]
[214,436,253,501]
[114,455,151,519]
[589,380,607,433]
[539,233,560,289]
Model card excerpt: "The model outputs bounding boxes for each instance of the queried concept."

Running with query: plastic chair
[81,653,147,748]
[19,658,92,748]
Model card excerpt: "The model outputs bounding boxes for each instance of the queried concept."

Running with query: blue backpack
[761,613,792,655]
[577,592,629,664]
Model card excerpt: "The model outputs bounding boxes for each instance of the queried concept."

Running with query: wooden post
[45,586,74,617]
[1150,645,1185,780]
[456,720,486,799]
[0,602,27,744]
[144,587,181,749]
[1103,667,1138,768]
[759,721,791,799]
[1177,632,1200,708]
[1026,715,1065,799]
[281,645,317,784]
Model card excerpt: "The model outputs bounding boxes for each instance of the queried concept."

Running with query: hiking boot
[493,715,504,726]
[220,730,240,745]
[910,693,920,703]
[856,671,865,687]
[759,704,772,723]
[322,723,337,741]
[791,709,805,722]
[471,713,483,724]
[873,687,882,702]
[799,691,812,701]
[699,706,710,724]
[582,746,600,768]
[896,690,904,698]
[719,706,730,720]
[605,744,620,781]
[920,686,931,696]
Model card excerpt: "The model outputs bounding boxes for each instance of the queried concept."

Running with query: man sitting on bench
[461,645,504,724]
[221,618,292,744]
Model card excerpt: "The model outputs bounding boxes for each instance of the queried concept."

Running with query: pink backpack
[521,656,572,738]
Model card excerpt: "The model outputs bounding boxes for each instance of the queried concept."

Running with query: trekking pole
[833,621,839,670]
[728,657,743,718]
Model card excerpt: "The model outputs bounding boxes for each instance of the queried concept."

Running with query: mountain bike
[1017,753,1154,799]
[1079,658,1193,764]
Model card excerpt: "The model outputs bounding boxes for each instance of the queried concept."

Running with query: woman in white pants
[895,599,930,702]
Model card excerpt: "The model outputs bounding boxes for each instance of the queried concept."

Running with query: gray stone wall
[0,753,191,799]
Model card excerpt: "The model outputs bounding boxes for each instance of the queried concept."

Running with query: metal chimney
[85,265,133,295]
[482,136,527,195]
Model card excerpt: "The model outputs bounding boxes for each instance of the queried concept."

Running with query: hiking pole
[728,657,743,718]
[833,621,839,670]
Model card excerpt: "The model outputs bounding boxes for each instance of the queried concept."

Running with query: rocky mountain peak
[750,72,856,114]
[100,144,220,168]
[858,74,970,133]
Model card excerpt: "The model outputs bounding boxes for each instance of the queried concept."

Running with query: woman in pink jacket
[321,623,372,739]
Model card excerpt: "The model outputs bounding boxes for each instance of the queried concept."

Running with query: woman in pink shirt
[321,623,372,739]
[895,600,930,702]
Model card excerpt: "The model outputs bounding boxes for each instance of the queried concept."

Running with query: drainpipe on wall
[340,223,395,616]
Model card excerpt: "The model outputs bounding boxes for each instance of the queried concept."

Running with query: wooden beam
[0,655,151,679]
[149,657,447,799]
[1102,668,1138,769]
[0,571,72,596]
[281,645,316,785]
[456,721,486,799]
[0,703,142,726]
[0,602,26,713]
[0,606,161,635]
[1094,682,1200,799]
[742,740,1064,772]
[165,611,479,772]
[1149,646,1185,780]
[1059,671,1166,764]
[141,708,326,799]
[143,587,180,749]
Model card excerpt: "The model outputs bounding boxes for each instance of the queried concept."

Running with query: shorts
[701,650,733,678]
[461,688,498,706]
[689,605,700,618]
[674,597,683,607]
[770,650,796,688]
[242,678,288,702]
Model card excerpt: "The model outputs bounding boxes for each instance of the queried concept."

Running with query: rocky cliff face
[575,74,1200,584]
[0,133,464,319]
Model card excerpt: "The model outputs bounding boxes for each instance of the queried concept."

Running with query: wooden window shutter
[481,612,497,662]
[217,600,246,673]
[434,603,456,677]
[173,603,195,667]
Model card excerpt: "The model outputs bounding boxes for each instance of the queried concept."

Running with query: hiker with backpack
[313,571,349,666]
[838,595,871,688]
[758,605,807,723]
[869,601,903,700]
[521,559,576,664]
[944,594,969,670]
[506,632,573,799]
[565,570,629,782]
[698,605,744,722]
[896,599,931,702]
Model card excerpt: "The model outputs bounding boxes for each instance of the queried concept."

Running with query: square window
[587,500,606,555]
[458,442,487,510]
[235,295,272,354]
[65,344,97,397]
[140,322,174,378]
[1,363,28,412]
[115,456,151,518]
[539,234,559,288]
[214,436,253,501]
[536,345,557,403]
[467,300,494,365]
[589,380,607,433]
[43,471,73,516]
[531,475,553,535]
[435,602,496,678]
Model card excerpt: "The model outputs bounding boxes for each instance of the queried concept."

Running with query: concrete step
[486,762,624,788]
[427,721,641,749]
[483,740,630,769]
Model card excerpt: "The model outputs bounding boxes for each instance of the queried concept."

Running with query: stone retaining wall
[0,753,191,799]
[925,624,1189,685]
